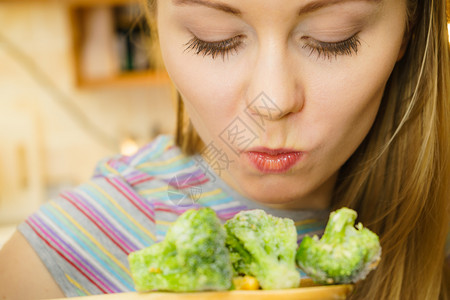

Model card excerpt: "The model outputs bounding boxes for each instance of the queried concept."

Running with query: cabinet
[68,0,169,87]
[0,107,44,224]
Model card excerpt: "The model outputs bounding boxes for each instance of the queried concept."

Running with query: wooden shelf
[68,0,168,88]
[77,70,170,88]
[66,0,138,6]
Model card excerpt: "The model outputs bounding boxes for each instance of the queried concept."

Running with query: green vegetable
[128,208,233,292]
[224,209,301,290]
[296,207,381,284]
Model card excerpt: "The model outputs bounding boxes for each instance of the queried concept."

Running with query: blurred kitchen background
[0,0,176,247]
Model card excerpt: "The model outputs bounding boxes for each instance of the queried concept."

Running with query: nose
[245,41,304,121]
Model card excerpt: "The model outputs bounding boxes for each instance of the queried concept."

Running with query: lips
[244,147,304,173]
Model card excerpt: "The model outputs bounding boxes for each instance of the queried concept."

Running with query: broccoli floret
[128,208,233,292]
[224,209,301,290]
[296,207,381,284]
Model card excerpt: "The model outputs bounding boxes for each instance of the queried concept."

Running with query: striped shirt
[19,134,331,297]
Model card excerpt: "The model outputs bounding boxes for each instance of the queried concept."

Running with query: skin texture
[158,0,407,210]
[0,231,64,299]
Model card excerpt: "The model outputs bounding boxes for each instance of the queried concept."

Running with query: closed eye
[183,35,244,60]
[302,34,362,60]
[183,33,362,61]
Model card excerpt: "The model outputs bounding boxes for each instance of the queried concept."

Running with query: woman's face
[157,0,407,209]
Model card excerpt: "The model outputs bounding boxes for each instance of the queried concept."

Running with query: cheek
[311,61,387,132]
[303,46,400,165]
[305,1,405,152]
[159,31,245,140]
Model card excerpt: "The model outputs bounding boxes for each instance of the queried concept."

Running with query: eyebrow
[172,0,241,15]
[298,0,382,15]
[172,0,382,16]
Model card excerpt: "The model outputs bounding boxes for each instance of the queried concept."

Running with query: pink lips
[244,147,304,173]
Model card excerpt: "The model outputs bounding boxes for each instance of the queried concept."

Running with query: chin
[236,176,330,210]
[243,183,307,206]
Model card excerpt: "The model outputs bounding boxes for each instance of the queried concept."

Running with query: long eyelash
[303,35,361,60]
[183,36,243,60]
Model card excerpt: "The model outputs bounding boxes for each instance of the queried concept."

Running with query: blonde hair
[142,0,450,298]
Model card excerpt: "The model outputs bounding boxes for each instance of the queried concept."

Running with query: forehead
[169,0,383,15]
